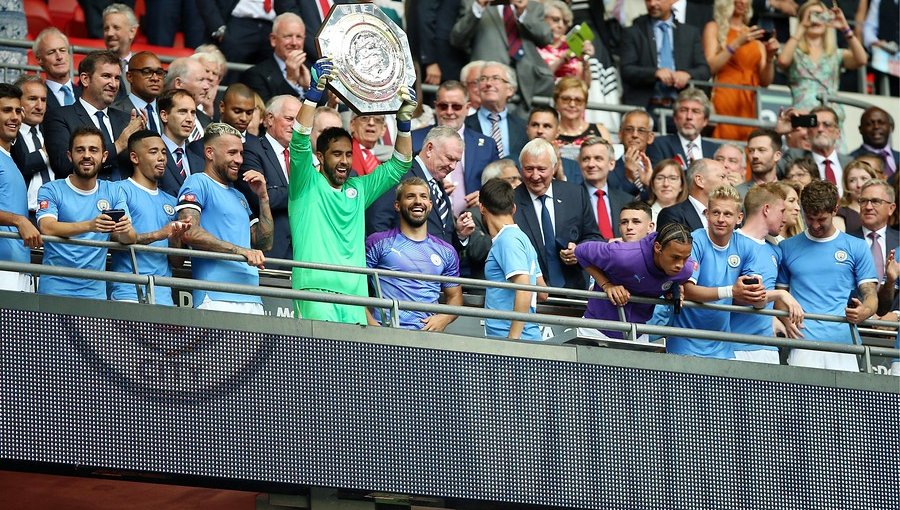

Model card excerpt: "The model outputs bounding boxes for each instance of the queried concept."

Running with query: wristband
[726,45,736,55]
[717,286,734,299]
[305,86,324,104]
[396,119,411,133]
[842,27,853,38]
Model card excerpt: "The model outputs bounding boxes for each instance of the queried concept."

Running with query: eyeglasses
[621,126,652,135]
[132,67,167,78]
[435,102,465,111]
[654,175,681,183]
[478,75,509,84]
[817,121,838,129]
[858,197,892,206]
[557,95,585,105]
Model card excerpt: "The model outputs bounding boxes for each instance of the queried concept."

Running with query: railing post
[390,300,401,328]
[128,246,145,303]
[146,276,157,305]
[373,272,391,327]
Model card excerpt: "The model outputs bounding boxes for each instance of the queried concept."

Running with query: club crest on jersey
[727,255,741,268]
[39,200,49,210]
[240,199,247,209]
[661,281,673,291]
[96,199,111,211]
[180,193,196,203]
[346,188,358,199]
[430,254,441,266]
[835,250,848,262]
[163,204,175,216]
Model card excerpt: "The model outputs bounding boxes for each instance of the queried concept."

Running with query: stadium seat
[23,0,52,39]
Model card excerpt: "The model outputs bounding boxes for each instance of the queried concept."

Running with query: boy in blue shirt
[37,126,136,299]
[110,130,191,305]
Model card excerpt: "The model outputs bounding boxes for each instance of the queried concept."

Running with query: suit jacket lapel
[644,17,658,70]
[166,153,184,186]
[485,6,509,50]
[261,136,288,187]
[516,187,543,252]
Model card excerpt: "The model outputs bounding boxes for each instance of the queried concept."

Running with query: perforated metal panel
[1,308,897,508]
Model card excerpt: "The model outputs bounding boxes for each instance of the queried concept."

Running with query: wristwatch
[212,25,226,40]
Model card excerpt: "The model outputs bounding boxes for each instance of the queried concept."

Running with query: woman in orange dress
[702,0,779,141]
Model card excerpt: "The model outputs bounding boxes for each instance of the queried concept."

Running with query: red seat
[23,0,52,39]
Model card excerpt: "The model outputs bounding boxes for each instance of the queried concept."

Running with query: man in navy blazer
[43,50,137,181]
[647,88,720,167]
[157,90,204,197]
[411,81,499,214]
[11,75,52,221]
[463,62,528,163]
[33,28,81,115]
[367,127,468,248]
[850,106,899,180]
[619,0,710,112]
[656,158,729,233]
[239,95,302,264]
[579,137,634,239]
[514,138,602,290]
[240,13,311,103]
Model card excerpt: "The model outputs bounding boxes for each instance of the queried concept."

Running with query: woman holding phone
[777,0,868,120]
[703,0,780,141]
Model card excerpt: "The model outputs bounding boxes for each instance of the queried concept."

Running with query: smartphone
[760,30,775,41]
[846,295,858,309]
[672,283,682,315]
[104,209,126,222]
[743,277,760,285]
[791,114,818,128]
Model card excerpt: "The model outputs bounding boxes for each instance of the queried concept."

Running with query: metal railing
[1,231,897,372]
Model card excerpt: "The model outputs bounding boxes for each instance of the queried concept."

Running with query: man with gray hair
[175,123,274,314]
[367,126,475,247]
[101,3,137,102]
[240,94,302,262]
[463,61,528,162]
[656,158,729,232]
[514,138,601,290]
[33,28,78,114]
[240,13,311,102]
[647,88,720,167]
[714,143,747,187]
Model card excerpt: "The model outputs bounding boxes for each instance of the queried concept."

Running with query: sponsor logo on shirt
[96,199,111,211]
[39,200,49,210]
[633,274,644,283]
[835,250,848,262]
[727,254,741,268]
[430,254,441,266]
[163,204,175,216]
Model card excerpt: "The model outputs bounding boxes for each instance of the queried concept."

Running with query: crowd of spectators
[0,1,897,374]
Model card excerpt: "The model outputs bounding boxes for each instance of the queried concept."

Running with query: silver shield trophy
[316,3,415,115]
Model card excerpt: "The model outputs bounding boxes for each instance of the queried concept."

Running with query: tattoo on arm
[178,209,244,256]
[859,281,878,305]
[251,200,275,251]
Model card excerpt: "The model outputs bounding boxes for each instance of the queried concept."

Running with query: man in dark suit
[11,75,52,223]
[43,50,141,181]
[851,107,899,181]
[850,179,899,287]
[366,126,470,247]
[196,0,274,68]
[188,83,259,160]
[524,105,582,186]
[408,0,468,84]
[101,3,137,102]
[777,106,853,195]
[619,0,710,112]
[411,80,499,215]
[32,28,81,115]
[514,138,602,290]
[579,137,633,240]
[240,13,311,103]
[164,57,214,143]
[657,158,729,232]
[610,109,656,197]
[157,90,204,197]
[111,51,164,135]
[275,0,352,62]
[463,62,528,163]
[239,95,302,264]
[450,0,554,109]
[647,88,721,167]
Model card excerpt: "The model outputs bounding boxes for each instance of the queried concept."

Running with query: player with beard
[176,123,273,314]
[109,130,192,305]
[288,58,416,325]
[364,177,463,331]
[37,126,136,299]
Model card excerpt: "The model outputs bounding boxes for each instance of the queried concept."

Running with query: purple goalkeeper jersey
[574,233,696,339]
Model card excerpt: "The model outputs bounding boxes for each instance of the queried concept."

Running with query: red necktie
[263,0,272,13]
[503,5,522,60]
[283,148,290,177]
[361,147,378,175]
[823,159,836,185]
[595,189,613,239]
[318,0,332,20]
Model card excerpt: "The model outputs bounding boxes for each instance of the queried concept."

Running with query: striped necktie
[429,179,450,228]
[489,112,504,156]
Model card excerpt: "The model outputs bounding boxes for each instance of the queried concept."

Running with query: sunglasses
[436,102,465,111]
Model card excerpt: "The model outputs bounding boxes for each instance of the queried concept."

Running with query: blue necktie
[540,195,565,288]
[61,85,74,106]
[146,103,158,133]
[659,22,675,70]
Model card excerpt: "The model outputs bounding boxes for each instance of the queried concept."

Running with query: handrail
[2,259,897,362]
[817,92,876,111]
[2,231,898,335]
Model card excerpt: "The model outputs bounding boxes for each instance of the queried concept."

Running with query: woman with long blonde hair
[703,0,779,141]
[776,1,867,120]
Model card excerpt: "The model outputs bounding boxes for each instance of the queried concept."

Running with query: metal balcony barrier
[1,231,897,373]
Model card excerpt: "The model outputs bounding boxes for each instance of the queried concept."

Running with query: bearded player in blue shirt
[777,179,878,371]
[37,126,136,299]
